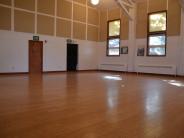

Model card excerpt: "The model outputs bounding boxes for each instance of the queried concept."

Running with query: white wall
[41,35,66,72]
[97,36,181,75]
[0,30,30,73]
[98,40,129,71]
[135,37,180,75]
[0,30,98,73]
[77,40,98,70]
[0,29,183,75]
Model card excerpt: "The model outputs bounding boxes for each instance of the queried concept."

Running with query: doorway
[67,44,78,71]
[29,40,43,74]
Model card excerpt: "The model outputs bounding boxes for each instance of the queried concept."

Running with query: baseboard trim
[0,70,183,78]
[43,71,66,74]
[97,70,183,77]
[77,69,98,72]
[98,69,128,73]
[0,70,98,75]
[136,72,177,77]
[176,75,184,78]
[43,70,98,73]
[0,72,29,75]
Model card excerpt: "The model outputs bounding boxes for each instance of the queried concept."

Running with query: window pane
[149,35,166,46]
[109,20,120,36]
[108,38,120,48]
[108,38,120,56]
[149,47,165,56]
[109,48,120,56]
[149,12,166,32]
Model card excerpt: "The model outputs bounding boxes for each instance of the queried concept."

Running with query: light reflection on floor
[103,75,122,81]
[106,86,119,123]
[107,89,118,109]
[163,80,184,87]
[144,88,163,137]
[145,91,161,116]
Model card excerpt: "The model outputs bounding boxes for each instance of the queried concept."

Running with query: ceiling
[98,0,119,9]
[90,0,145,9]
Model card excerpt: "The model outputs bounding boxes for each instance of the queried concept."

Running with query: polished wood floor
[0,72,184,138]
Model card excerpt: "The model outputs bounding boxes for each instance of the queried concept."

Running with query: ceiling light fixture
[90,0,99,5]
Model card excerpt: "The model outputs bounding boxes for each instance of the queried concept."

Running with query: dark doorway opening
[67,44,78,71]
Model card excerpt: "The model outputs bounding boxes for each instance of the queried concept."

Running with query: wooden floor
[0,72,184,138]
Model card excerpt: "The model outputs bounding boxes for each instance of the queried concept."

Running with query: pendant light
[90,0,99,5]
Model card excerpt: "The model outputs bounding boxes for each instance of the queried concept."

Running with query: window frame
[107,19,121,56]
[147,10,167,57]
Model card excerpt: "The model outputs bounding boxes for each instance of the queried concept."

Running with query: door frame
[29,40,43,73]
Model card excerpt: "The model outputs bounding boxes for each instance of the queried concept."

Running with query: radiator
[136,64,177,75]
[99,63,127,71]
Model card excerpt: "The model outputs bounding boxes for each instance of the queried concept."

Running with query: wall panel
[74,0,86,5]
[73,4,86,22]
[14,10,34,33]
[15,0,35,11]
[56,19,71,38]
[0,0,11,5]
[149,0,167,12]
[100,10,107,41]
[88,8,99,25]
[73,22,86,40]
[57,0,72,19]
[37,15,54,36]
[108,8,120,20]
[136,2,147,38]
[87,25,98,41]
[121,11,129,40]
[0,6,11,30]
[38,0,55,15]
[168,0,181,36]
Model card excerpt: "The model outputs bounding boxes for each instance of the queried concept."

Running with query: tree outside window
[107,19,121,56]
[147,11,167,56]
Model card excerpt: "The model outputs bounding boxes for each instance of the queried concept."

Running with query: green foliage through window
[109,21,120,36]
[149,12,166,32]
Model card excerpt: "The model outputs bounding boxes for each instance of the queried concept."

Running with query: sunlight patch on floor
[103,75,122,81]
[163,80,184,87]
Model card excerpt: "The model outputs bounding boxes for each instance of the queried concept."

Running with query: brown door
[29,40,43,74]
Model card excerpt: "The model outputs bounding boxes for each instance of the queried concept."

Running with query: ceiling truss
[116,0,135,20]
[115,0,184,20]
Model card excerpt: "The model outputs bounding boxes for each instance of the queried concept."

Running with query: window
[147,11,167,56]
[107,19,121,56]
